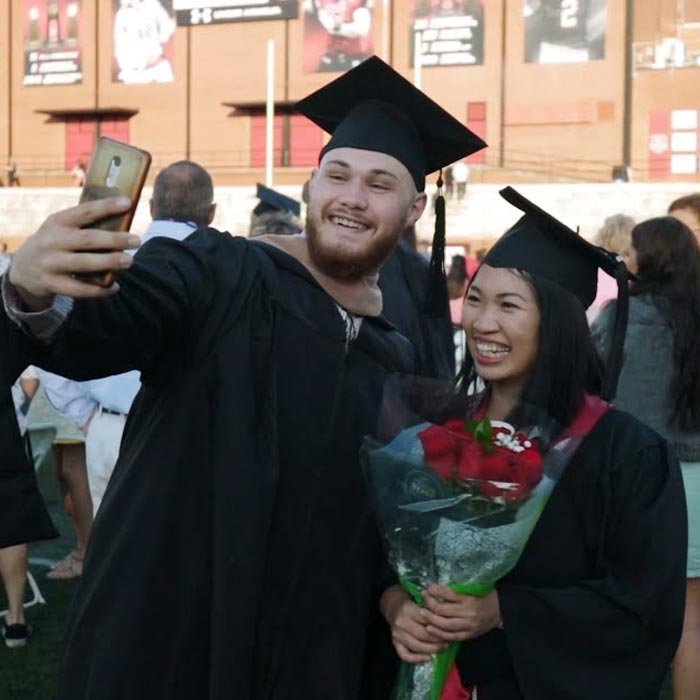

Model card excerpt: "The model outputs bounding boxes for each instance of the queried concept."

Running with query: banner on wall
[411,0,484,67]
[524,0,606,64]
[304,0,374,73]
[112,0,176,84]
[649,109,700,178]
[23,0,83,86]
[173,0,298,25]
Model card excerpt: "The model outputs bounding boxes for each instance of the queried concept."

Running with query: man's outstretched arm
[3,196,245,381]
[8,196,139,311]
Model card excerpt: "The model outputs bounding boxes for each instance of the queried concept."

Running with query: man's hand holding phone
[9,197,141,311]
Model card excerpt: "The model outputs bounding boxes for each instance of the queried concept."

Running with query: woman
[593,216,700,700]
[587,213,635,322]
[379,189,687,699]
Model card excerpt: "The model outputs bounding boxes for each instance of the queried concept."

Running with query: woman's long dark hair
[631,216,700,431]
[457,271,603,433]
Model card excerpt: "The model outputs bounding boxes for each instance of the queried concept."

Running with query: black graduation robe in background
[456,409,687,699]
[378,240,455,379]
[16,231,411,699]
[0,287,56,549]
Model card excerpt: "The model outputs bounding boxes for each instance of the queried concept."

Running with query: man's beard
[305,212,401,280]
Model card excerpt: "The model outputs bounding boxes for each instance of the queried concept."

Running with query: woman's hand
[422,584,502,642]
[380,585,449,664]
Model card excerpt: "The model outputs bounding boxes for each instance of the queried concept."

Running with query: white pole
[414,30,422,89]
[265,39,275,187]
[382,0,391,63]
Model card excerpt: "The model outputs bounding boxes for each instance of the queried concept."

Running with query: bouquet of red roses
[418,418,543,508]
[362,383,582,700]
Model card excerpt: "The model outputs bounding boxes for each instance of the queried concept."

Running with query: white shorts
[86,410,127,515]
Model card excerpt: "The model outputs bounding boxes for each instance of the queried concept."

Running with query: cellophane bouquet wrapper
[362,377,583,700]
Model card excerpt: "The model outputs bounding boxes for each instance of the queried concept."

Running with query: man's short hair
[668,193,700,221]
[151,160,214,227]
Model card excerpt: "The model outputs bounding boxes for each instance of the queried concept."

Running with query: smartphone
[77,137,152,286]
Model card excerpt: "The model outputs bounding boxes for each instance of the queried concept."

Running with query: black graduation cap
[485,187,633,400]
[253,183,301,218]
[294,56,485,192]
[294,55,487,317]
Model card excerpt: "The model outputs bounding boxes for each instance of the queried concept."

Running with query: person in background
[592,216,700,700]
[464,244,479,279]
[39,372,93,581]
[6,160,20,187]
[44,160,217,522]
[668,193,700,243]
[0,242,10,276]
[249,183,302,238]
[378,225,455,379]
[447,254,468,326]
[0,367,40,647]
[452,159,469,200]
[587,213,635,322]
[71,161,86,188]
[444,164,454,199]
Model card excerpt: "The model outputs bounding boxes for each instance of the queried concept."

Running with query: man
[249,183,302,238]
[43,160,216,519]
[3,57,485,699]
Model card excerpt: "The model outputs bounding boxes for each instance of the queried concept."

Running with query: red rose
[480,450,511,482]
[511,450,543,486]
[456,440,483,480]
[418,425,458,479]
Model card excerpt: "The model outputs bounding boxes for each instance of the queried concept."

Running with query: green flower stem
[397,577,495,699]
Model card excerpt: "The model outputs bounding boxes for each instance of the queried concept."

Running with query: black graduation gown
[378,240,455,379]
[25,231,411,700]
[0,283,57,549]
[456,409,687,700]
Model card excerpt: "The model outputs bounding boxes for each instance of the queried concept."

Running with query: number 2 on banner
[560,0,579,28]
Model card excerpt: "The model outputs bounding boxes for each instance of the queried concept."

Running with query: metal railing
[5,146,697,187]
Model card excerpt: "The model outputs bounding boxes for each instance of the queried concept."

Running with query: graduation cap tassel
[601,261,631,401]
[424,170,449,319]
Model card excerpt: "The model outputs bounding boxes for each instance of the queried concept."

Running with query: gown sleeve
[37,230,255,382]
[495,438,686,699]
